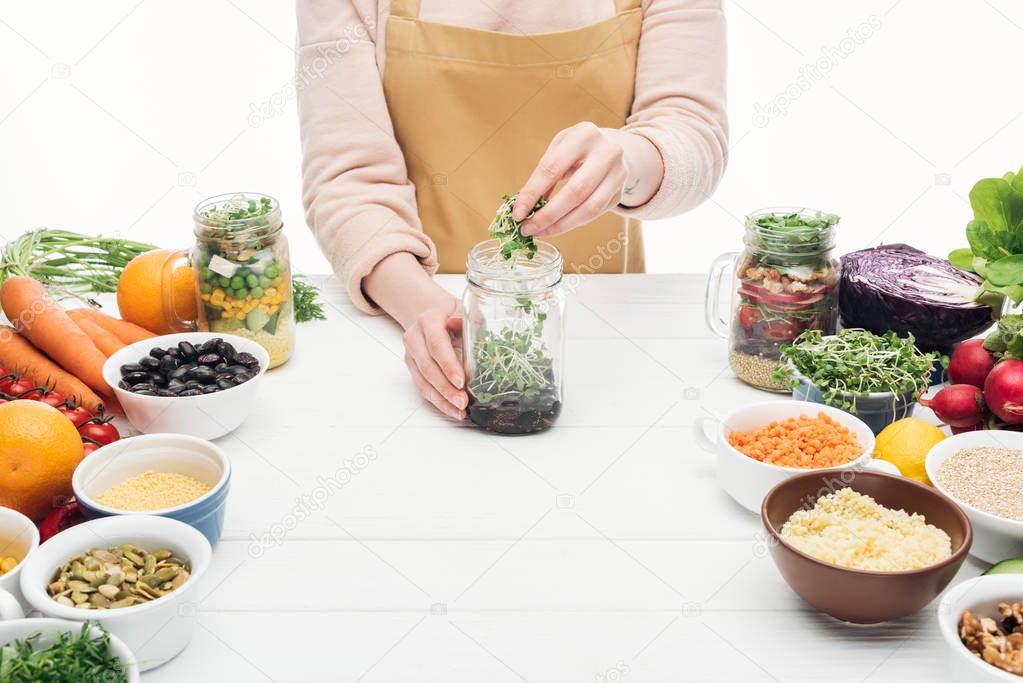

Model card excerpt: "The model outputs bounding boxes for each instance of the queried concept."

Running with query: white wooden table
[147,274,983,682]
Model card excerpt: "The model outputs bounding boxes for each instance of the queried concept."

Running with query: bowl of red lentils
[926,430,1023,564]
[72,434,230,546]
[694,400,898,513]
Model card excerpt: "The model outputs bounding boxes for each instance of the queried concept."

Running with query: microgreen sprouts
[469,194,553,405]
[772,328,937,411]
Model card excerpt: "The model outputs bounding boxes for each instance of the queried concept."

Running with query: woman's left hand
[513,122,629,238]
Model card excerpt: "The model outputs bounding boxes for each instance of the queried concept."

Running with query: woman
[298,0,728,419]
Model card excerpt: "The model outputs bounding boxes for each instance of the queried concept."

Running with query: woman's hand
[513,123,663,237]
[363,252,467,421]
[401,299,467,421]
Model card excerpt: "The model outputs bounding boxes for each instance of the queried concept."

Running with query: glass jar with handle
[161,193,295,368]
[705,207,840,391]
[463,239,565,434]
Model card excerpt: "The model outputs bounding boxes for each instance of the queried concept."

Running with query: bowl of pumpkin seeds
[18,515,211,672]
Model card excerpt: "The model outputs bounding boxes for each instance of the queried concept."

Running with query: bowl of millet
[72,434,230,546]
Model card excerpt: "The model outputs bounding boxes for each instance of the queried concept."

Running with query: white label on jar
[208,254,238,278]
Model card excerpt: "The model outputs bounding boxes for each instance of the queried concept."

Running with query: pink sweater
[297,0,728,312]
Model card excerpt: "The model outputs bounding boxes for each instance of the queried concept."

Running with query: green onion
[0,623,128,683]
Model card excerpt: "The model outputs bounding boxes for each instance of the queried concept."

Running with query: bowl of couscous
[761,469,972,623]
[72,434,230,546]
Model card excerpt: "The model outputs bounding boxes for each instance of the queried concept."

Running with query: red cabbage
[839,244,996,352]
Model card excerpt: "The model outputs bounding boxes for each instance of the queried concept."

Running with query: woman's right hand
[401,299,468,420]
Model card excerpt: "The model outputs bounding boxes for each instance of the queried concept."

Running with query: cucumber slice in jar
[245,308,271,332]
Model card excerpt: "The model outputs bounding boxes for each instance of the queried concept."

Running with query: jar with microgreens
[463,238,565,435]
[190,193,294,368]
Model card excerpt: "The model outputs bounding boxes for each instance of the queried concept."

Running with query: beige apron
[382,0,645,274]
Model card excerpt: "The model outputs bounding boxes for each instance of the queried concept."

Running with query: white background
[1,0,1022,273]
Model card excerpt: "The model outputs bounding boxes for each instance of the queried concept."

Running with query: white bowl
[19,515,212,671]
[0,617,140,682]
[694,400,897,513]
[0,507,39,611]
[926,430,1023,563]
[938,574,1023,682]
[102,332,269,440]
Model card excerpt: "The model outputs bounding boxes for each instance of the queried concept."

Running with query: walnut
[962,603,1023,676]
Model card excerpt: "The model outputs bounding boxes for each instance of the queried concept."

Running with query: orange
[0,401,85,520]
[117,249,197,335]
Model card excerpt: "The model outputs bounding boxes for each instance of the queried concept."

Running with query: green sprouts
[772,328,937,410]
[470,194,553,404]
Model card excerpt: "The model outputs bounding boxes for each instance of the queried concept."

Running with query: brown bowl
[761,469,972,624]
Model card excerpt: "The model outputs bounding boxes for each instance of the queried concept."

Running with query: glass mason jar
[189,193,295,368]
[463,239,566,434]
[705,207,840,391]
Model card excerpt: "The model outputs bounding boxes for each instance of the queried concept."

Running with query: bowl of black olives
[102,333,270,439]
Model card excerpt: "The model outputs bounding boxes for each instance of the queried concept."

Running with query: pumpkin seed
[47,545,190,611]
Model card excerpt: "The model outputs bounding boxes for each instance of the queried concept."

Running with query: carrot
[0,277,111,396]
[0,325,104,412]
[67,308,155,345]
[72,316,126,356]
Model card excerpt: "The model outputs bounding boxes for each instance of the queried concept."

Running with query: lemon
[874,418,945,485]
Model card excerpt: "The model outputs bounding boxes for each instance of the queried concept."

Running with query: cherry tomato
[33,390,65,408]
[57,403,93,427]
[762,319,802,341]
[737,306,763,331]
[78,418,120,445]
[6,379,37,398]
[81,440,101,456]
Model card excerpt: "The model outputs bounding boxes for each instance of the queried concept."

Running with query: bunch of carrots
[0,276,156,415]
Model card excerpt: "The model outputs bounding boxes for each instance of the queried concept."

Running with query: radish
[919,384,986,428]
[984,360,1023,424]
[948,338,996,388]
[950,423,980,435]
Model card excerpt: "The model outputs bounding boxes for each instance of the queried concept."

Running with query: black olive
[131,383,157,393]
[234,352,260,369]
[169,363,197,381]
[216,377,236,390]
[178,341,198,361]
[149,347,167,359]
[119,363,143,376]
[201,384,220,394]
[123,371,152,385]
[197,353,221,366]
[118,380,131,390]
[185,366,216,383]
[178,388,202,397]
[158,355,179,374]
[138,356,160,370]
[216,341,237,361]
[165,347,181,359]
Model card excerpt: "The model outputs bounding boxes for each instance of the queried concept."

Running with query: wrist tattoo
[623,178,640,196]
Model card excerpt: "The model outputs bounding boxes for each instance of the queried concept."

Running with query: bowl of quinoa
[762,469,971,623]
[927,430,1023,564]
[73,434,230,547]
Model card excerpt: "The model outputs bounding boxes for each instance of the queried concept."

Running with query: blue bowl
[72,434,230,547]
[790,373,917,435]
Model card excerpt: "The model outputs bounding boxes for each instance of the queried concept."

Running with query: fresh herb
[772,329,937,410]
[201,196,274,225]
[488,194,547,264]
[982,314,1023,360]
[293,276,326,323]
[748,210,838,264]
[0,623,128,683]
[0,229,157,304]
[949,164,1023,304]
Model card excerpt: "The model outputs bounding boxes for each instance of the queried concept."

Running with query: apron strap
[390,0,421,18]
[614,0,642,12]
